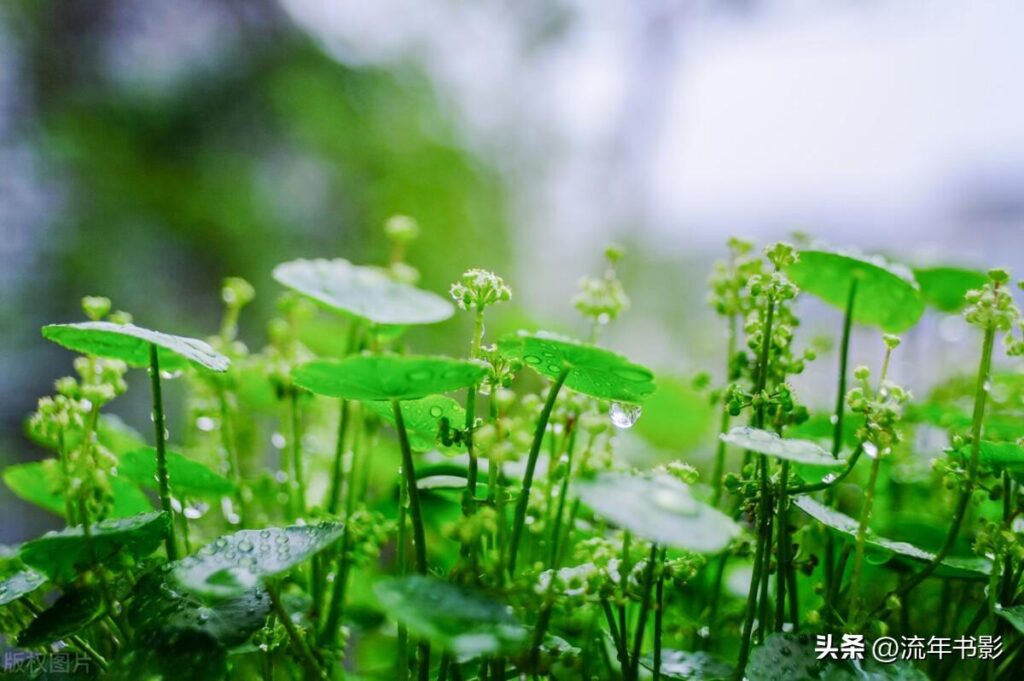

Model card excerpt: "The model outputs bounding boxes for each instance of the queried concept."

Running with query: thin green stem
[217,385,246,526]
[774,461,790,632]
[508,367,570,575]
[290,390,306,517]
[628,543,659,681]
[393,400,427,575]
[735,293,776,677]
[823,279,857,627]
[148,344,177,560]
[393,399,430,681]
[327,400,351,516]
[871,325,996,616]
[267,583,325,680]
[653,547,667,681]
[849,450,882,624]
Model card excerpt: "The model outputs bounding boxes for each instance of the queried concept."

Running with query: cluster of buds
[573,244,630,331]
[450,269,512,312]
[964,269,1020,332]
[846,334,908,452]
[707,237,763,318]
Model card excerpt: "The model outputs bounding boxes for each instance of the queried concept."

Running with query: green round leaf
[720,427,846,467]
[20,511,170,581]
[362,394,467,451]
[292,354,487,402]
[42,321,229,372]
[4,459,152,518]
[574,472,739,553]
[793,496,989,579]
[498,331,656,403]
[273,258,454,325]
[913,266,987,312]
[786,249,924,332]
[0,568,48,606]
[373,575,527,657]
[119,447,235,498]
[641,650,733,680]
[173,523,344,599]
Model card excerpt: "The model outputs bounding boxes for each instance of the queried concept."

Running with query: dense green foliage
[2,228,1023,681]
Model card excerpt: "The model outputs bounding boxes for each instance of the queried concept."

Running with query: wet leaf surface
[721,427,846,467]
[273,257,454,325]
[786,249,924,332]
[42,321,229,372]
[293,354,486,401]
[373,574,527,657]
[173,523,343,599]
[20,511,170,581]
[575,472,739,553]
[118,447,234,498]
[498,331,656,403]
[361,394,467,451]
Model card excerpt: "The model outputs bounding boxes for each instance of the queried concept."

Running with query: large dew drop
[609,402,642,429]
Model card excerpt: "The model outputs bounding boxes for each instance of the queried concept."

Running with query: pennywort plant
[3,224,1024,681]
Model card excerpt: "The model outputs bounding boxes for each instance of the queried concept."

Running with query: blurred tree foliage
[10,0,509,340]
[1,0,510,537]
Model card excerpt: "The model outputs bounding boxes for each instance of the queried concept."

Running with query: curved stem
[508,367,570,575]
[148,344,177,560]
[267,583,324,680]
[871,325,996,618]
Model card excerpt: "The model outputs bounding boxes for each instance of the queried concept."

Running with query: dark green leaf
[362,394,467,451]
[575,472,739,553]
[118,447,234,498]
[913,266,987,312]
[292,354,486,402]
[641,650,732,680]
[786,249,924,332]
[173,523,344,599]
[793,497,989,578]
[0,568,47,606]
[373,575,527,657]
[42,321,229,372]
[951,440,1024,473]
[498,331,656,403]
[128,565,270,649]
[995,604,1024,635]
[109,631,227,681]
[273,258,454,325]
[20,511,170,581]
[18,586,105,647]
[4,460,151,519]
[721,427,846,467]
